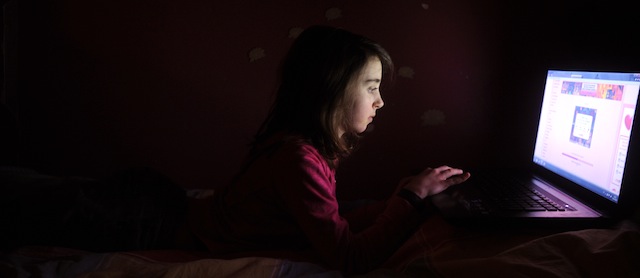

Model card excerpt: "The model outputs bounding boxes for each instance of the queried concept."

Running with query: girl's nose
[375,96,384,109]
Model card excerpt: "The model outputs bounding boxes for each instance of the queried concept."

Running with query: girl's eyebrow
[365,78,381,84]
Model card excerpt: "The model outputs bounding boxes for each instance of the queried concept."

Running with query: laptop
[432,69,640,229]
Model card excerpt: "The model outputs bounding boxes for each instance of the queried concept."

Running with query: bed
[1,167,639,277]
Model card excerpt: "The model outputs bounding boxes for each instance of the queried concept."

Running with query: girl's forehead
[347,58,382,89]
[359,57,383,79]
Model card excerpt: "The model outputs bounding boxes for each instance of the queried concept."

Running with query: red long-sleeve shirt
[189,136,427,274]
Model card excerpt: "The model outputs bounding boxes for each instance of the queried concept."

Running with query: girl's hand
[402,166,470,199]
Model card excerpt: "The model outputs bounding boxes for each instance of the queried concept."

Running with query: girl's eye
[369,87,378,93]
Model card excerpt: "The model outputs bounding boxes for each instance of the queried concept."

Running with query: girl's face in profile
[342,57,384,136]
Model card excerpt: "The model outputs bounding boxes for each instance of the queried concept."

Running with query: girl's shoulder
[254,132,336,171]
[275,134,323,161]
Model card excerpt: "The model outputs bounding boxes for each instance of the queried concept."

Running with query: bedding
[2,167,640,277]
[394,217,640,278]
[2,218,639,277]
[2,247,342,277]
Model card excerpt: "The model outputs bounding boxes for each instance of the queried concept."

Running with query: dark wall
[2,0,638,200]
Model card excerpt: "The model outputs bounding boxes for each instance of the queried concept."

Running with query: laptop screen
[533,70,640,204]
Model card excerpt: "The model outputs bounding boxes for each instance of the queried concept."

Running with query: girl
[188,25,471,275]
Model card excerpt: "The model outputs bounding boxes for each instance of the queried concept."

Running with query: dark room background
[2,0,638,200]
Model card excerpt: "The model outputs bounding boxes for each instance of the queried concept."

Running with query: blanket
[3,219,639,277]
[2,247,344,278]
[2,167,639,277]
[397,217,640,278]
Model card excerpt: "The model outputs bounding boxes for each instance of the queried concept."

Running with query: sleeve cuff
[396,188,425,211]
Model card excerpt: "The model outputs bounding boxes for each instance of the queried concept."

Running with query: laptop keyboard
[472,173,571,213]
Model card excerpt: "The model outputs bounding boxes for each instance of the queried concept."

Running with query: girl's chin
[344,123,370,135]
